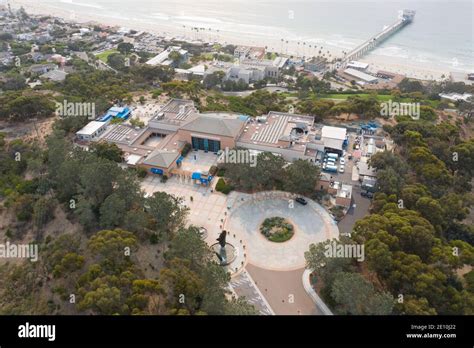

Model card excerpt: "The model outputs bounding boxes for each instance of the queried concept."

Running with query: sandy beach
[11,0,451,80]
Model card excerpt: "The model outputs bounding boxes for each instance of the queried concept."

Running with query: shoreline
[11,0,461,81]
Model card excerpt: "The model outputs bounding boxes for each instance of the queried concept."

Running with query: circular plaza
[225,192,339,271]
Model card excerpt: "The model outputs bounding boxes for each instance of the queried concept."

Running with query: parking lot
[320,132,358,185]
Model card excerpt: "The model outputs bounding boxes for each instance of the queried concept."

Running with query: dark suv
[295,197,308,205]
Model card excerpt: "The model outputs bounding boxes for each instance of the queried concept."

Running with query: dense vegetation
[305,120,474,315]
[218,152,320,196]
[0,131,257,315]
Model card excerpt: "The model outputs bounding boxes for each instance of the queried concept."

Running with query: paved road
[246,264,321,315]
[337,185,371,235]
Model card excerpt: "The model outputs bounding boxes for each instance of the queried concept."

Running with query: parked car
[295,197,308,205]
[361,191,374,199]
[339,165,345,173]
[340,158,345,165]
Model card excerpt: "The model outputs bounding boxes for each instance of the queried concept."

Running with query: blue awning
[151,168,164,175]
[191,172,201,180]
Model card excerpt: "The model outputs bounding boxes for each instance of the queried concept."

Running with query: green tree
[284,159,320,195]
[89,142,123,163]
[117,42,134,55]
[99,193,127,229]
[146,192,189,238]
[331,272,394,315]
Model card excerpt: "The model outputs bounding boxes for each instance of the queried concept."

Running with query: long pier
[339,9,416,68]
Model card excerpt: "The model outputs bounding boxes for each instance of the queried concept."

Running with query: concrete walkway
[246,264,321,315]
[230,269,274,315]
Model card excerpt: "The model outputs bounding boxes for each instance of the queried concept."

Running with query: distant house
[317,172,333,191]
[346,61,369,71]
[40,69,68,82]
[218,57,287,84]
[234,46,266,60]
[30,52,45,63]
[304,57,327,72]
[0,51,13,65]
[234,45,250,59]
[29,63,57,74]
[146,46,188,67]
[15,33,35,41]
[439,92,473,102]
[343,68,378,84]
[357,160,377,179]
[336,184,353,208]
[36,32,53,44]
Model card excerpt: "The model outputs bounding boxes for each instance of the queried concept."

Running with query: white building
[146,46,188,66]
[439,93,473,102]
[76,121,108,141]
[346,61,369,70]
[321,126,347,152]
[343,68,378,83]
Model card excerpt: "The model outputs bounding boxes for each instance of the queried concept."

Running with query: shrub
[215,178,233,194]
[151,89,162,99]
[135,167,147,178]
[150,233,159,244]
[259,217,294,242]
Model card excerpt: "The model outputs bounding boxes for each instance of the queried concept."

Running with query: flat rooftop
[338,184,353,199]
[77,121,105,136]
[100,124,144,144]
[149,99,197,126]
[321,126,347,140]
[238,111,315,150]
[343,68,378,83]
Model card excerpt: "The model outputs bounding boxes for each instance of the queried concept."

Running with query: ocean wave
[150,12,171,21]
[373,46,409,59]
[174,15,224,25]
[59,0,104,10]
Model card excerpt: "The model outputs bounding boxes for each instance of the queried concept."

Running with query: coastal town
[0,4,473,322]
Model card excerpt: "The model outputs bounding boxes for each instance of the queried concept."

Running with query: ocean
[23,0,474,72]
